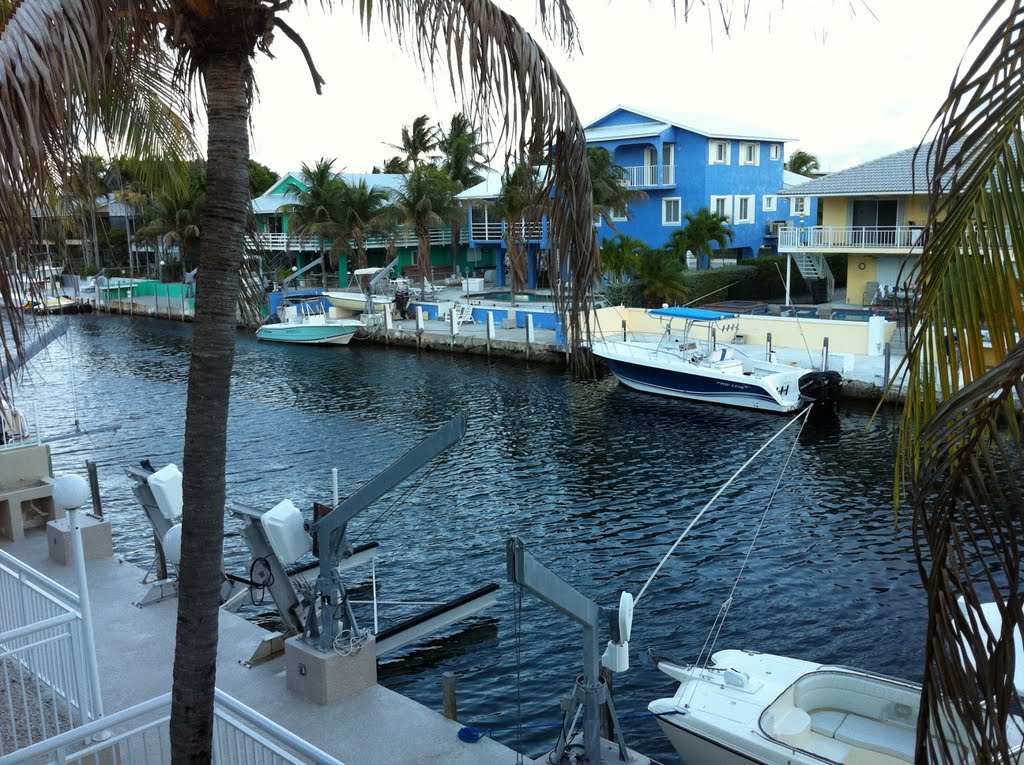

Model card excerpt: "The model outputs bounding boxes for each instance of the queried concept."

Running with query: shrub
[601,281,645,307]
[824,253,848,287]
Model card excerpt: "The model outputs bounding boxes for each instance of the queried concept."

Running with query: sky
[245,0,993,177]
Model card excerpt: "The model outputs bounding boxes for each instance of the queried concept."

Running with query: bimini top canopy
[353,267,386,277]
[650,307,738,321]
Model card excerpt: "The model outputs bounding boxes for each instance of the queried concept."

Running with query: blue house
[585,105,815,259]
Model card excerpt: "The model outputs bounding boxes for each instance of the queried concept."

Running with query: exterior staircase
[789,251,835,304]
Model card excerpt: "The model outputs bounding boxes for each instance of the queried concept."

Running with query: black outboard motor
[798,370,843,404]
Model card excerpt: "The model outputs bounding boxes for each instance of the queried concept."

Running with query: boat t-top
[590,307,841,413]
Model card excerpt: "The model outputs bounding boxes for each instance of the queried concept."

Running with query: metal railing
[468,220,545,243]
[778,225,925,251]
[0,550,102,755]
[620,165,675,187]
[0,688,347,765]
[248,227,466,253]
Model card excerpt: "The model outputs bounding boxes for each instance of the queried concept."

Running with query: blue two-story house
[586,105,815,259]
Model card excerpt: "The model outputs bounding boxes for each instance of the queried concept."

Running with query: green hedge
[824,253,848,287]
[602,281,646,307]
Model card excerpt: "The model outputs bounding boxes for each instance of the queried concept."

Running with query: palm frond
[900,1,1024,761]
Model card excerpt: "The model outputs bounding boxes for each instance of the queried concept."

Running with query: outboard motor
[394,291,409,314]
[798,370,843,403]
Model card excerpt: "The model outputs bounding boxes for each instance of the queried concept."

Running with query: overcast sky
[245,0,991,177]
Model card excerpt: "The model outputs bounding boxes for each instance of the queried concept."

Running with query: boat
[324,266,404,314]
[649,648,1024,765]
[590,307,841,413]
[23,295,92,315]
[256,299,363,345]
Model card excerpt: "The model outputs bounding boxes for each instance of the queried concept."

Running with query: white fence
[248,227,467,253]
[0,550,102,755]
[468,220,545,242]
[0,689,346,765]
[779,225,925,251]
[620,165,675,187]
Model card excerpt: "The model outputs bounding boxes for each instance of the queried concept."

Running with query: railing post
[67,507,104,720]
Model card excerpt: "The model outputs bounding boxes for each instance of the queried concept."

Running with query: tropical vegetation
[588,147,646,227]
[337,180,390,270]
[388,166,463,293]
[785,149,820,177]
[492,162,545,293]
[600,234,686,307]
[284,158,346,288]
[390,114,438,169]
[669,208,735,270]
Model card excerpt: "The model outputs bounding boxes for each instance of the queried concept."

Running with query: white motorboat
[324,266,404,314]
[590,307,841,413]
[257,299,363,345]
[649,648,1024,765]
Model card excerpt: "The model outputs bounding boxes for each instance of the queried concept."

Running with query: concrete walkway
[1,532,527,765]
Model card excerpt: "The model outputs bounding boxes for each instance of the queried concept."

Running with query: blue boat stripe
[604,358,780,404]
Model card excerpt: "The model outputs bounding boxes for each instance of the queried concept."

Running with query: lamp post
[159,259,166,282]
[51,474,104,720]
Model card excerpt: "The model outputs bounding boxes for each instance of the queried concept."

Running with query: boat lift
[507,536,638,764]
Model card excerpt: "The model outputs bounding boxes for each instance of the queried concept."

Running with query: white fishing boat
[257,299,363,345]
[649,647,1024,765]
[590,307,841,413]
[324,267,402,314]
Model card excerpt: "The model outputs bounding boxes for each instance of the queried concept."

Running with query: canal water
[11,314,922,762]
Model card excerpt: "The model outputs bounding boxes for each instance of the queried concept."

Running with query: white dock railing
[0,549,102,755]
[0,688,347,765]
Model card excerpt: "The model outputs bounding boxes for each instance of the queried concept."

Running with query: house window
[709,140,730,165]
[735,195,755,224]
[663,198,682,226]
[739,142,759,166]
[610,205,629,222]
[710,195,732,222]
[792,196,809,216]
[770,144,782,161]
[762,195,778,212]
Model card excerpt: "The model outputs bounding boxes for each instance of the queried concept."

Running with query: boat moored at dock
[591,307,841,413]
[257,298,363,345]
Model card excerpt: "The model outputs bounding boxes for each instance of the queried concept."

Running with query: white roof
[252,172,406,213]
[584,105,797,143]
[585,121,670,143]
[456,168,504,200]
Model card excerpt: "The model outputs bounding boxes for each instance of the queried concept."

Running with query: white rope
[633,404,814,607]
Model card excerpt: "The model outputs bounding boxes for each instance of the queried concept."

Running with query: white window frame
[734,195,755,224]
[710,195,732,222]
[709,140,730,165]
[739,141,760,166]
[662,197,682,226]
[610,205,629,223]
[762,195,778,212]
[770,144,782,161]
[791,196,810,216]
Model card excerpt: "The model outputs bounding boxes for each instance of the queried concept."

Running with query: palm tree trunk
[170,53,249,763]
[89,202,101,269]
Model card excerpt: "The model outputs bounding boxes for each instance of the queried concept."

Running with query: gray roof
[778,142,947,197]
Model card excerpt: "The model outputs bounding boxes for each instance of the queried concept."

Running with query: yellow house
[778,144,932,306]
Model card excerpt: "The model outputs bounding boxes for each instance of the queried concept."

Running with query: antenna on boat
[506,537,634,764]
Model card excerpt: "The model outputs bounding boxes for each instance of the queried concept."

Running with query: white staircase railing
[789,252,834,303]
[0,689,346,765]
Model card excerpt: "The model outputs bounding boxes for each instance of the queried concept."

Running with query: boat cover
[650,307,739,321]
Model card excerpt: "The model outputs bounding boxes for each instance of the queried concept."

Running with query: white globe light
[291,266,298,272]
[52,474,90,511]
[159,260,166,266]
[162,524,182,566]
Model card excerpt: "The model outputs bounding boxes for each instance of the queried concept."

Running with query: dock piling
[766,332,773,362]
[621,319,627,342]
[526,314,535,360]
[822,337,830,371]
[486,312,495,357]
[441,672,458,721]
[384,309,393,345]
[884,342,891,386]
[415,307,424,349]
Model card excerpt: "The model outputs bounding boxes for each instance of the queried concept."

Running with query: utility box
[285,634,377,706]
[47,514,113,565]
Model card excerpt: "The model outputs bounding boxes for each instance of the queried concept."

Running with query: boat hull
[256,324,358,345]
[601,356,801,413]
[323,291,392,313]
[655,716,766,765]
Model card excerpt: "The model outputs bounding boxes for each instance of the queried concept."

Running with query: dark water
[10,314,924,762]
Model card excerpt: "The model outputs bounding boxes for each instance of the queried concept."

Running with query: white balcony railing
[620,165,675,188]
[0,688,346,765]
[248,227,465,253]
[468,220,545,243]
[779,225,925,251]
[0,549,103,756]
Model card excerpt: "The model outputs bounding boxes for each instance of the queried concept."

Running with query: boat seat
[833,714,915,762]
[810,710,847,737]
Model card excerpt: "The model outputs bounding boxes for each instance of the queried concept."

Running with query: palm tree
[438,113,487,189]
[589,147,646,227]
[373,156,410,174]
[785,149,820,177]
[336,179,390,270]
[69,154,108,269]
[492,162,544,294]
[634,245,687,307]
[892,3,1024,762]
[389,166,461,294]
[391,115,438,169]
[675,208,734,270]
[136,162,206,273]
[0,3,605,760]
[600,233,645,283]
[285,158,344,289]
